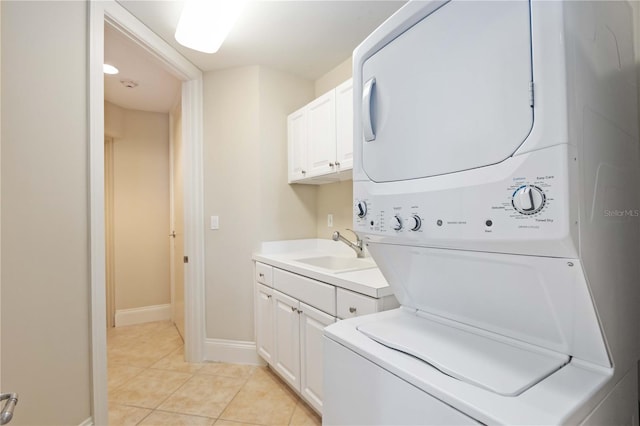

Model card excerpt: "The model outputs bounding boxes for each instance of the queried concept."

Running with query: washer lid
[357,311,569,396]
[361,0,533,182]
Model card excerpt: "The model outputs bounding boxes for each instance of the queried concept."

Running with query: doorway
[89,2,205,424]
[103,20,181,330]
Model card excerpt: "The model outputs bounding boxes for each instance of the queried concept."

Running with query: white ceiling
[105,23,181,113]
[105,0,405,113]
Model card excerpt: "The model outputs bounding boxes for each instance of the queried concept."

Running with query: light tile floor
[108,321,321,426]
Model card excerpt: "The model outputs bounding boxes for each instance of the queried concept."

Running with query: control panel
[352,146,576,257]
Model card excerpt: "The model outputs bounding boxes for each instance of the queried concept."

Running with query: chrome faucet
[332,229,365,258]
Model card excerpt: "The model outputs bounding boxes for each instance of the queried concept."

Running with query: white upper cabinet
[335,79,354,171]
[287,78,354,184]
[287,107,308,182]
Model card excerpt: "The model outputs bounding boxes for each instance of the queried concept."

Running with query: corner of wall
[314,56,353,97]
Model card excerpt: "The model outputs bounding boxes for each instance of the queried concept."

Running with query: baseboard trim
[78,417,94,426]
[115,304,171,327]
[204,338,264,365]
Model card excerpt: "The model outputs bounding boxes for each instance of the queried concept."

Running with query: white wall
[107,103,171,311]
[203,66,315,341]
[1,1,91,424]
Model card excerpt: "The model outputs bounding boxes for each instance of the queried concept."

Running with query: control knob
[392,215,403,231]
[512,185,546,215]
[409,215,422,231]
[355,200,367,218]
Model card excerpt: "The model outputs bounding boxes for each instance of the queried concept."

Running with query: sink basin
[293,256,376,273]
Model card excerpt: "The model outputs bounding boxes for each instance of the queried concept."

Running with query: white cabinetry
[255,284,274,365]
[300,302,335,412]
[287,78,353,184]
[287,108,307,181]
[306,91,337,177]
[335,79,354,171]
[273,290,301,390]
[253,260,396,415]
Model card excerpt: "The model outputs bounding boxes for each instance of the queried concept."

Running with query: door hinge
[529,81,535,107]
[183,256,189,264]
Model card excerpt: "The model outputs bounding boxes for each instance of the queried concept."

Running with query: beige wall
[314,57,355,237]
[1,1,91,424]
[107,102,171,311]
[203,66,315,341]
[315,56,352,97]
[259,67,318,242]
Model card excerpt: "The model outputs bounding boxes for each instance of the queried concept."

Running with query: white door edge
[89,2,205,425]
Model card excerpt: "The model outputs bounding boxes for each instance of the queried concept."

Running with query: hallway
[107,321,321,425]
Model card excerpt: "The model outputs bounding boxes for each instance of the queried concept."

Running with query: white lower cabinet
[255,284,274,365]
[300,302,335,413]
[273,290,301,390]
[254,261,396,415]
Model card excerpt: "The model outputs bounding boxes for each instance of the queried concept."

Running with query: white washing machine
[323,1,640,424]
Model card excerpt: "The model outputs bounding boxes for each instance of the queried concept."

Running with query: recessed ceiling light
[174,0,247,54]
[103,64,119,75]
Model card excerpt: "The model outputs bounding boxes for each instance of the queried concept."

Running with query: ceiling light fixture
[103,64,119,74]
[174,0,247,54]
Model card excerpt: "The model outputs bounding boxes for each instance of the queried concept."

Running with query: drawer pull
[349,307,357,314]
[267,295,272,299]
[259,273,264,278]
[291,306,297,312]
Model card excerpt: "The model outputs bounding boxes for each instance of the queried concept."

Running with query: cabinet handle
[267,295,272,299]
[302,170,306,174]
[349,307,357,314]
[258,273,264,278]
[298,309,303,314]
[329,162,335,167]
[291,306,297,312]
[335,161,340,166]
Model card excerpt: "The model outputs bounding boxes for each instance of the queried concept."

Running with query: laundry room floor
[108,320,321,425]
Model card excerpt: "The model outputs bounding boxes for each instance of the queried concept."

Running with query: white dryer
[323,1,640,424]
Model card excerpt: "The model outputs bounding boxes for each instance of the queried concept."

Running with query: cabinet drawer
[273,269,336,316]
[255,262,273,286]
[337,288,379,319]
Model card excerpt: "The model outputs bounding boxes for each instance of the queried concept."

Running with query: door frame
[89,1,206,424]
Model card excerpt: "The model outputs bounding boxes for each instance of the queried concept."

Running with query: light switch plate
[328,214,334,227]
[210,216,219,230]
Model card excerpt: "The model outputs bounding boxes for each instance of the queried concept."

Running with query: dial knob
[409,215,422,231]
[512,185,546,215]
[355,200,367,218]
[392,215,403,231]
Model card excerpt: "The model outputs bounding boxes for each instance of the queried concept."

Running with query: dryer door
[362,1,533,182]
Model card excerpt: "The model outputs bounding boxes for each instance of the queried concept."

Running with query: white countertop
[252,239,394,298]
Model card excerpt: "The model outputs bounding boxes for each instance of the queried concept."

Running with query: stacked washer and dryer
[323,0,640,424]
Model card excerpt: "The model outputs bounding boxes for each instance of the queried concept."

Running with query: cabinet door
[335,79,354,171]
[273,290,301,390]
[255,283,274,365]
[287,107,307,182]
[300,302,335,414]
[306,90,337,177]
